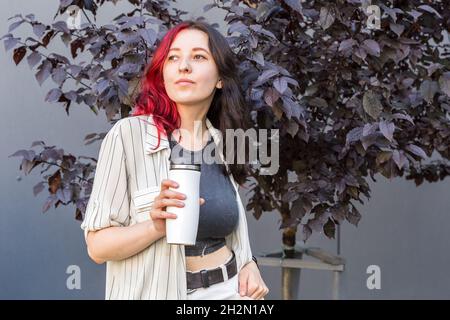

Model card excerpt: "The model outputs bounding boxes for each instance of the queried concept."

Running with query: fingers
[150,209,177,220]
[160,179,179,192]
[248,284,269,299]
[157,180,206,210]
[154,198,185,210]
[238,276,248,297]
[160,188,187,201]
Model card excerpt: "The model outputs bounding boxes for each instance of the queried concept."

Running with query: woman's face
[162,28,222,106]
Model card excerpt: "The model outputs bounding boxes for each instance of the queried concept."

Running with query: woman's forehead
[170,29,209,49]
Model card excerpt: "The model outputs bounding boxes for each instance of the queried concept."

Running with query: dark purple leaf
[363,90,383,120]
[389,23,404,37]
[379,120,395,142]
[9,149,30,159]
[119,16,144,30]
[51,67,66,85]
[56,187,72,203]
[60,0,73,7]
[264,87,280,106]
[362,123,378,137]
[65,90,78,101]
[319,6,335,30]
[346,126,363,145]
[30,141,45,147]
[8,20,25,32]
[338,38,356,52]
[392,113,414,125]
[250,51,265,66]
[42,195,56,213]
[426,63,443,77]
[361,134,377,150]
[438,72,450,97]
[95,79,109,94]
[52,21,70,34]
[346,206,361,226]
[418,5,442,18]
[25,14,35,21]
[228,21,248,35]
[70,38,84,58]
[117,63,140,74]
[33,23,47,38]
[362,39,380,57]
[273,77,287,94]
[33,181,45,196]
[259,28,276,39]
[407,9,422,21]
[4,37,19,51]
[286,120,299,137]
[27,51,41,68]
[35,60,52,85]
[392,150,407,170]
[257,69,279,84]
[7,14,23,21]
[405,144,427,159]
[419,80,438,103]
[323,218,335,239]
[309,97,328,108]
[13,46,27,65]
[301,224,312,242]
[45,88,62,102]
[68,64,82,77]
[284,0,302,13]
[139,28,156,45]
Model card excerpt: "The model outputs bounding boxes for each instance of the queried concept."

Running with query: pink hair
[131,22,192,150]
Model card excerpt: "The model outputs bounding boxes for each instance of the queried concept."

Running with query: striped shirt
[80,114,254,299]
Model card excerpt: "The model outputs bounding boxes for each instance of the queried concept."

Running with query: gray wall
[1,0,449,299]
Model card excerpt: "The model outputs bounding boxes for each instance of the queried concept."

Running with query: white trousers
[186,252,263,300]
[186,273,256,300]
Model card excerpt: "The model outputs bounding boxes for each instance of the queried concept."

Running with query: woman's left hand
[238,261,269,299]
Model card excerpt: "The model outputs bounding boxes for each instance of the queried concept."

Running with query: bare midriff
[186,245,233,272]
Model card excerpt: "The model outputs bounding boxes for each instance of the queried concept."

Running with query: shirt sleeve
[80,122,131,241]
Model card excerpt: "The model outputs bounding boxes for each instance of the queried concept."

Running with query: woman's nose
[178,58,191,72]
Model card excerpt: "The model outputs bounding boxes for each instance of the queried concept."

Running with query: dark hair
[132,19,252,186]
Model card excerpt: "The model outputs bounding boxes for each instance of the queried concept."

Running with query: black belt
[186,251,237,290]
[185,239,226,257]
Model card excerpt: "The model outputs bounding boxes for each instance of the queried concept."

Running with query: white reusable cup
[166,163,201,245]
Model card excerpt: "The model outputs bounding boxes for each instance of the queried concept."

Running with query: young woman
[81,20,269,300]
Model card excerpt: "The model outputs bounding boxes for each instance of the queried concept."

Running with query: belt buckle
[200,269,210,288]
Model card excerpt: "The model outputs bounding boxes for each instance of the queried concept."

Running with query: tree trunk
[282,225,300,300]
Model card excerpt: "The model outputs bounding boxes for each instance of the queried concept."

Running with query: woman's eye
[167,54,206,61]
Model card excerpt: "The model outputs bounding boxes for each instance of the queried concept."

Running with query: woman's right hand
[150,179,205,235]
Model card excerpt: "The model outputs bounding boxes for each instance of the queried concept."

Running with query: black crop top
[168,133,239,257]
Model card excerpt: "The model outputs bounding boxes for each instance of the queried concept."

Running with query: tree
[4,0,450,259]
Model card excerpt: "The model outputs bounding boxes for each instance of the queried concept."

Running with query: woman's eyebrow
[168,47,210,55]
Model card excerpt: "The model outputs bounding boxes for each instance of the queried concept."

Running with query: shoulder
[104,114,168,154]
[106,114,159,140]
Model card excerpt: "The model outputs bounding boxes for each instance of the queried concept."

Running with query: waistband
[184,238,226,257]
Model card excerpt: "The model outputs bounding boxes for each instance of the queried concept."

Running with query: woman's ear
[216,78,222,89]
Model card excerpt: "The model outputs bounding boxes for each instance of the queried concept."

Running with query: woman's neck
[172,104,210,150]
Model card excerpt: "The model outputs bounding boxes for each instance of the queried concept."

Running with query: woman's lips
[176,81,195,86]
